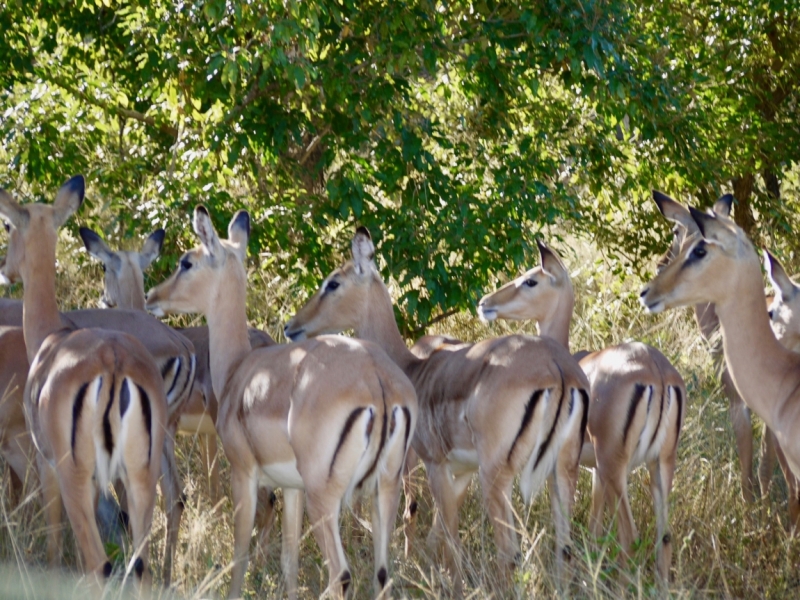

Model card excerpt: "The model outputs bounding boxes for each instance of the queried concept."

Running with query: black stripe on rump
[534,384,565,470]
[71,382,91,462]
[329,407,368,478]
[578,389,590,449]
[397,406,413,477]
[160,357,176,380]
[136,385,153,462]
[507,390,545,463]
[119,378,131,418]
[103,376,116,456]
[649,383,666,448]
[165,357,182,400]
[357,408,387,489]
[674,386,684,448]
[622,384,647,446]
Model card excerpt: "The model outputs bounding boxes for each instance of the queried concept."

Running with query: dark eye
[326,280,340,292]
[691,246,707,259]
[3,222,9,232]
[524,279,537,288]
[768,309,775,320]
[180,258,192,271]
[101,264,106,272]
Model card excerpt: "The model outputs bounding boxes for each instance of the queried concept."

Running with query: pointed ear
[652,190,698,233]
[138,229,165,270]
[351,226,375,276]
[52,175,85,228]
[713,194,733,217]
[764,249,795,300]
[537,241,567,281]
[80,227,116,265]
[0,189,27,229]
[193,205,223,258]
[227,210,250,262]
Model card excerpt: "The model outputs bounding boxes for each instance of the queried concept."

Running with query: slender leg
[759,425,779,498]
[57,464,108,577]
[551,438,580,589]
[601,467,638,565]
[722,368,756,502]
[305,491,349,599]
[402,447,421,559]
[122,469,159,589]
[648,455,675,581]
[160,427,184,587]
[773,441,800,533]
[254,488,277,563]
[281,488,304,600]
[39,455,63,567]
[589,468,606,538]
[479,465,517,587]
[426,462,464,596]
[228,468,257,599]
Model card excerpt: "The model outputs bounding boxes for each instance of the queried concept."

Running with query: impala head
[640,192,756,313]
[654,190,733,273]
[478,241,572,323]
[80,227,164,309]
[145,206,249,318]
[284,226,378,341]
[764,250,800,352]
[0,175,85,285]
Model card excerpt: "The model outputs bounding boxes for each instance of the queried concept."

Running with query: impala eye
[326,280,340,292]
[180,258,192,271]
[524,279,537,288]
[691,246,707,259]
[3,222,9,232]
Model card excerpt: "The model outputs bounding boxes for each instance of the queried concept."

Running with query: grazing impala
[0,176,166,586]
[640,196,800,514]
[478,241,685,579]
[0,253,196,586]
[146,207,417,599]
[79,225,276,507]
[285,227,590,591]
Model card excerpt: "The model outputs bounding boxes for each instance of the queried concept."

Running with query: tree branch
[412,308,459,335]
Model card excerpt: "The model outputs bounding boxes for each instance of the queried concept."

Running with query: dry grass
[2,232,800,599]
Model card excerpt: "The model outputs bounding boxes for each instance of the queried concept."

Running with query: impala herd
[0,175,799,597]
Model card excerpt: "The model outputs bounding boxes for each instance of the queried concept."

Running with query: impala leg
[589,468,606,538]
[759,425,779,499]
[255,488,277,562]
[722,368,756,502]
[426,462,464,595]
[551,440,580,589]
[39,454,63,567]
[160,427,184,587]
[479,465,517,585]
[601,467,637,567]
[306,490,349,599]
[647,454,675,582]
[122,470,158,588]
[228,467,257,599]
[281,488,304,600]
[58,463,109,578]
[773,441,800,533]
[402,446,420,559]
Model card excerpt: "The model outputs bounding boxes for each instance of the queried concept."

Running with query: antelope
[478,241,685,579]
[640,195,800,514]
[79,225,276,506]
[0,279,196,586]
[285,227,590,591]
[146,207,417,599]
[0,176,166,586]
[653,192,795,525]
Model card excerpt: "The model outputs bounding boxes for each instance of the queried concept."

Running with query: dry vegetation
[2,232,800,599]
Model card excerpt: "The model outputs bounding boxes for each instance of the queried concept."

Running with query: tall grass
[1,232,799,598]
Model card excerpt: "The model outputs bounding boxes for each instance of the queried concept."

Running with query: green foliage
[1,1,799,331]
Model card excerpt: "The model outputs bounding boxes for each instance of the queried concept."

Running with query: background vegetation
[2,0,800,598]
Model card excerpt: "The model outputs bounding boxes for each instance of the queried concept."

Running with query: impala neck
[538,284,573,352]
[205,265,251,401]
[714,256,800,431]
[21,234,66,363]
[354,273,419,372]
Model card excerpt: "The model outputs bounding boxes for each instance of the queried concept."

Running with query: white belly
[258,460,305,489]
[447,448,479,476]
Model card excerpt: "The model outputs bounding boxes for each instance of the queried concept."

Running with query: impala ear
[0,189,28,229]
[713,194,734,217]
[537,241,567,282]
[351,226,375,276]
[688,206,737,246]
[652,190,698,234]
[139,229,165,270]
[193,205,223,258]
[227,210,250,262]
[80,227,117,265]
[764,249,796,300]
[53,175,85,228]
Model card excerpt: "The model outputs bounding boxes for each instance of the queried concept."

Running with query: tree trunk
[763,169,781,201]
[732,173,757,238]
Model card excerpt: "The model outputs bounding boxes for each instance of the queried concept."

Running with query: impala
[0,176,166,585]
[285,227,590,591]
[0,257,196,586]
[79,225,275,509]
[653,192,796,526]
[640,196,800,508]
[478,241,685,579]
[146,207,417,599]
